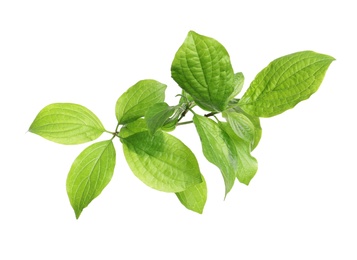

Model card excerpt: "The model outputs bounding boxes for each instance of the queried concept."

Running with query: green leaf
[233,107,262,151]
[161,118,177,132]
[242,111,262,151]
[161,102,188,132]
[115,79,166,124]
[29,103,104,145]
[229,72,245,100]
[193,115,237,196]
[227,103,262,150]
[118,118,148,139]
[239,51,335,117]
[178,90,194,105]
[122,131,202,192]
[171,31,235,112]
[176,175,207,214]
[145,102,176,135]
[66,140,116,219]
[223,111,255,145]
[219,122,258,185]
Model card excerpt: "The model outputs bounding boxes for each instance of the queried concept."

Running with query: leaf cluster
[29,31,334,218]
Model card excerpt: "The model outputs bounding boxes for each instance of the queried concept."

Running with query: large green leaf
[171,31,235,112]
[239,51,335,117]
[115,79,166,124]
[176,175,207,214]
[29,103,104,145]
[193,115,237,196]
[145,102,176,135]
[219,122,258,185]
[122,131,202,192]
[66,140,116,218]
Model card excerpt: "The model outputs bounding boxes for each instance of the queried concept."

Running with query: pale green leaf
[239,51,335,117]
[161,99,188,132]
[171,31,235,112]
[29,103,104,145]
[122,131,202,192]
[118,118,148,139]
[178,90,194,105]
[66,140,116,218]
[223,111,255,145]
[227,103,262,150]
[115,79,166,124]
[242,111,262,151]
[219,122,258,185]
[145,102,176,135]
[193,115,237,196]
[176,175,207,214]
[229,72,245,100]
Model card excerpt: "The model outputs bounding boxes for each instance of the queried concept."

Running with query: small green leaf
[229,72,245,100]
[159,103,187,132]
[232,106,262,151]
[178,90,194,105]
[115,79,166,124]
[118,118,148,139]
[239,51,335,117]
[223,111,255,145]
[171,31,235,112]
[219,122,258,185]
[66,140,116,219]
[161,119,177,132]
[228,103,262,150]
[29,103,104,145]
[241,111,262,151]
[122,131,202,192]
[193,115,237,196]
[145,102,176,135]
[176,175,207,214]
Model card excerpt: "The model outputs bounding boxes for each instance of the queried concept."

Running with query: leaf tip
[237,174,256,186]
[223,190,230,201]
[75,209,82,219]
[195,209,204,214]
[188,30,197,36]
[242,179,251,186]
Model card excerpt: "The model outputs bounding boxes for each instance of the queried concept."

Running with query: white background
[1,0,356,259]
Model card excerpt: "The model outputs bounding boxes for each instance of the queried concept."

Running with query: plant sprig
[29,30,334,218]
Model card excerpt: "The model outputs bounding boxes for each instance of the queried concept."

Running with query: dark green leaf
[161,119,177,132]
[171,31,235,111]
